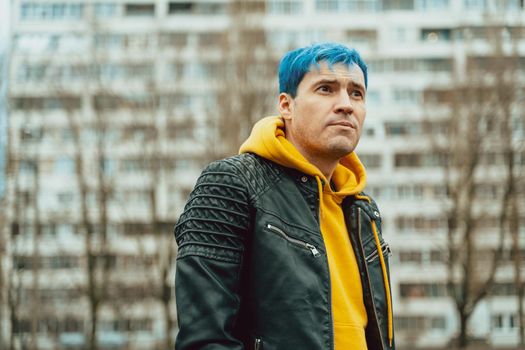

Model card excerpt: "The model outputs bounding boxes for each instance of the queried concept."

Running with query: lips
[329,119,358,130]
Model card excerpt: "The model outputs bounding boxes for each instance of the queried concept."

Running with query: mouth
[329,119,357,130]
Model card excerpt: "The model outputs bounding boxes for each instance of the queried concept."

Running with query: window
[167,120,195,139]
[13,256,33,269]
[421,28,452,42]
[316,0,380,11]
[492,314,504,328]
[125,34,154,50]
[268,0,303,14]
[121,222,151,235]
[464,0,487,9]
[430,250,444,262]
[396,216,446,232]
[57,192,74,205]
[346,30,378,47]
[160,32,188,47]
[359,154,382,169]
[369,58,453,73]
[99,317,153,332]
[168,1,193,13]
[20,2,84,21]
[316,0,340,11]
[397,184,424,199]
[120,159,149,172]
[19,160,37,175]
[496,0,520,10]
[399,251,423,263]
[159,93,192,110]
[95,2,117,17]
[48,256,80,269]
[268,31,301,50]
[94,93,154,110]
[197,32,224,47]
[393,89,420,104]
[383,0,414,10]
[94,34,125,50]
[17,63,46,82]
[168,1,226,14]
[366,90,381,104]
[20,127,43,143]
[492,282,517,296]
[430,317,447,330]
[101,158,116,175]
[395,316,426,331]
[122,125,156,142]
[416,0,449,10]
[510,314,517,328]
[14,33,58,52]
[12,97,81,111]
[394,152,447,168]
[54,157,75,175]
[399,282,447,298]
[124,3,155,16]
[384,121,422,136]
[42,223,58,236]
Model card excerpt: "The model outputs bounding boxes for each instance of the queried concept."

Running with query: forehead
[301,61,365,87]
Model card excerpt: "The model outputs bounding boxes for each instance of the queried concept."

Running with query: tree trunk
[511,195,524,349]
[30,161,41,350]
[162,274,174,350]
[458,311,469,349]
[89,298,99,350]
[66,110,98,350]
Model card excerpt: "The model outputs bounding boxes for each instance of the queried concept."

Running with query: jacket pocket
[265,223,321,257]
[365,241,391,263]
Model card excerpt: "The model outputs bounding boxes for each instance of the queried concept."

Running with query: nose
[334,91,353,115]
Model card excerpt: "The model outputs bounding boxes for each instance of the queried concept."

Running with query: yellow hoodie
[240,116,369,350]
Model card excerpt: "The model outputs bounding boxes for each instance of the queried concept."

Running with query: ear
[278,93,294,121]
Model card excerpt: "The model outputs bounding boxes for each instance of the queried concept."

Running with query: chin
[332,138,357,151]
[327,145,356,158]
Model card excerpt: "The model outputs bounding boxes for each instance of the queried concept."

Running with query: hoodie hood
[239,116,367,197]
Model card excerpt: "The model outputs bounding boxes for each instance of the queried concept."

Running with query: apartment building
[3,0,525,349]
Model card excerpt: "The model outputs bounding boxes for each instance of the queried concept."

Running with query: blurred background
[0,0,524,349]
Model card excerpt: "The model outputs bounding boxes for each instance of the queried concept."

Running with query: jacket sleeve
[174,159,250,350]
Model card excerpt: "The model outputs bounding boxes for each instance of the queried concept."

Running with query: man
[174,42,394,350]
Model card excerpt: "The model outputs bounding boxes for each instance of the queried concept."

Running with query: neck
[292,143,338,182]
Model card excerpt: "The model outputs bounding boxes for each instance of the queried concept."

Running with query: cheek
[356,107,367,126]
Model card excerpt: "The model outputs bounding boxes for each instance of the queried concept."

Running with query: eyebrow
[312,78,366,92]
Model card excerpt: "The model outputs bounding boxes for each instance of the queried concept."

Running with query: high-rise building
[3,0,524,349]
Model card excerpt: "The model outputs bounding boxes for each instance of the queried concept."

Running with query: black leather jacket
[174,153,395,350]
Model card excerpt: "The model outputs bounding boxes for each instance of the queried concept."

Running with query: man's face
[279,62,367,162]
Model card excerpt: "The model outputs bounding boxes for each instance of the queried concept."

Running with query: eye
[351,90,364,99]
[317,85,332,93]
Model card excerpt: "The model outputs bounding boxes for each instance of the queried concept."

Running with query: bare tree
[423,23,525,349]
[207,0,275,160]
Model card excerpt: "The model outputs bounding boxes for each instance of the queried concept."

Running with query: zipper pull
[306,243,320,257]
[384,243,392,257]
[254,338,262,350]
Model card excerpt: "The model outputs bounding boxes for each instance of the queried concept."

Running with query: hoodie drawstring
[315,176,324,219]
[355,195,393,347]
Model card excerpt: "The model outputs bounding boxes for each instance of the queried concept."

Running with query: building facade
[3,0,525,349]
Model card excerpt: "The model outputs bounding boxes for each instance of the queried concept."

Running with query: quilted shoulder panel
[174,156,251,263]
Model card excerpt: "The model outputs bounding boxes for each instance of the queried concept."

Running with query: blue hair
[278,42,368,97]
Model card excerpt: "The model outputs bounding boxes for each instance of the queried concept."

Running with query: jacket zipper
[357,208,386,350]
[366,241,391,263]
[254,337,262,350]
[266,224,320,257]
